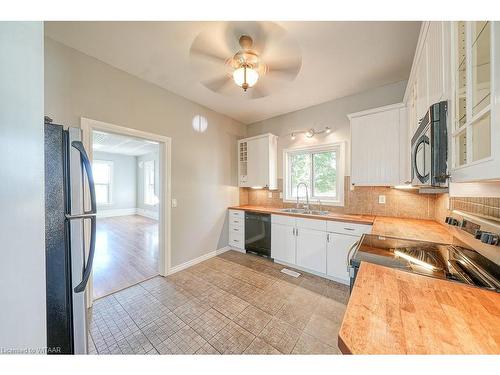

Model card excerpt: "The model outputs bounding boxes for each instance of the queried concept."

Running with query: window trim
[93,159,113,206]
[143,159,156,206]
[283,142,345,207]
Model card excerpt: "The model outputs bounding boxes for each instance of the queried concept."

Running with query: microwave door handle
[68,140,97,293]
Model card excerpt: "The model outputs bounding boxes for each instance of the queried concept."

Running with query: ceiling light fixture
[233,64,259,91]
[286,126,333,140]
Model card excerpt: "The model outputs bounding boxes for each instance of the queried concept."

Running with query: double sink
[280,208,330,216]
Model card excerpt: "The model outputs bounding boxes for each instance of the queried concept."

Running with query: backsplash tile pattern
[450,197,500,220]
[241,177,440,220]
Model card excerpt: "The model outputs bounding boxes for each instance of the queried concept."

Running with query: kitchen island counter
[338,262,500,354]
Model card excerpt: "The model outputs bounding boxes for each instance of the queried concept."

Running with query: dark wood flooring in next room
[93,215,159,299]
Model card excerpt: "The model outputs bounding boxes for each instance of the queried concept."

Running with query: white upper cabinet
[450,21,500,182]
[238,133,278,189]
[427,22,446,106]
[405,22,451,138]
[349,103,407,186]
[415,45,429,120]
[404,21,499,182]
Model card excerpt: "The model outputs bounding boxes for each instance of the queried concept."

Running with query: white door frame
[80,117,172,307]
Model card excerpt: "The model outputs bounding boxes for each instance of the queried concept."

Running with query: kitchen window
[284,143,344,206]
[92,160,113,205]
[143,160,157,205]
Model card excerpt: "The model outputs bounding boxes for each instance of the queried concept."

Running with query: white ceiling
[92,130,159,156]
[45,21,421,124]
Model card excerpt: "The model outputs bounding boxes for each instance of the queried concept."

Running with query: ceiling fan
[189,22,302,99]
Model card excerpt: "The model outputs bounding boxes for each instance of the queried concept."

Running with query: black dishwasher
[245,212,271,258]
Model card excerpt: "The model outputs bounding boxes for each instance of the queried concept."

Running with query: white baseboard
[228,246,246,253]
[137,208,159,220]
[97,208,137,218]
[167,246,231,275]
[273,259,350,286]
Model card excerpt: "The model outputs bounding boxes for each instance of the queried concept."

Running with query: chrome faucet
[296,182,310,211]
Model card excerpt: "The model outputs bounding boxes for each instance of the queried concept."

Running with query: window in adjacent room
[143,160,157,205]
[284,143,344,206]
[92,160,113,205]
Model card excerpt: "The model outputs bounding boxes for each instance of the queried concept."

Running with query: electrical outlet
[268,192,273,198]
[378,195,386,204]
[172,198,178,208]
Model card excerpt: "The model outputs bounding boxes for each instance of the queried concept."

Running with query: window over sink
[284,143,345,206]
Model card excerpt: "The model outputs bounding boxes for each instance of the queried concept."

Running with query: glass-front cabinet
[451,21,499,181]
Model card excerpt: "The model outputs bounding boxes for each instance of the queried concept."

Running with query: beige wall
[44,37,246,267]
[246,80,407,177]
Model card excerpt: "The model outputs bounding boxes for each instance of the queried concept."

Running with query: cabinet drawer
[229,225,244,235]
[229,216,244,227]
[229,232,244,249]
[296,217,327,231]
[229,209,244,220]
[271,214,296,226]
[326,221,372,236]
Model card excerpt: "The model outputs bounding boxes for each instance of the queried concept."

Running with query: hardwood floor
[93,215,159,299]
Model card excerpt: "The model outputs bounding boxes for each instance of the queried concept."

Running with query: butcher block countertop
[229,205,453,242]
[228,205,375,225]
[371,216,453,244]
[338,262,500,354]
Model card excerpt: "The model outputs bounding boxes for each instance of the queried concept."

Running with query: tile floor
[88,250,349,355]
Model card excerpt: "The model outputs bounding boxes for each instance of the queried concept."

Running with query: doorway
[81,118,171,304]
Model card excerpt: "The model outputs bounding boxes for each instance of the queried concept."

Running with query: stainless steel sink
[280,208,306,214]
[280,208,329,216]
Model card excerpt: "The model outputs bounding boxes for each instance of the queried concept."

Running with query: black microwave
[411,101,448,187]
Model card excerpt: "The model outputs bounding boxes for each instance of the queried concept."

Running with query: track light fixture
[288,126,333,140]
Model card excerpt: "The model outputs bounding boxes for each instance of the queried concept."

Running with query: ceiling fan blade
[202,75,233,92]
[266,58,302,80]
[249,82,271,99]
[190,44,228,65]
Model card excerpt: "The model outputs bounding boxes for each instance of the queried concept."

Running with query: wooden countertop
[229,206,454,243]
[338,262,500,354]
[228,205,375,225]
[371,216,453,244]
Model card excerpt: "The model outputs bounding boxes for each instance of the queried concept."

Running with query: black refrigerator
[44,117,97,354]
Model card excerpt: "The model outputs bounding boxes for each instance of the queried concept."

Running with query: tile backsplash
[240,177,441,220]
[449,197,500,221]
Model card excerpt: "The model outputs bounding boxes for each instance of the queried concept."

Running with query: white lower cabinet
[326,233,360,284]
[271,223,296,264]
[296,227,327,274]
[270,214,371,284]
[228,209,245,251]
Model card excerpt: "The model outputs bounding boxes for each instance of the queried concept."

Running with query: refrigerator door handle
[71,140,97,215]
[69,140,97,293]
[74,216,96,293]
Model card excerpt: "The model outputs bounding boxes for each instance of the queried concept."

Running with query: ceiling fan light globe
[233,66,259,90]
